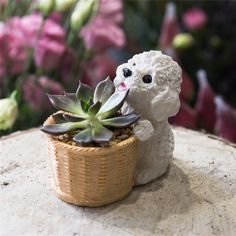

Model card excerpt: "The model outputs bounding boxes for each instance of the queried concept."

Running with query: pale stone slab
[0,128,236,236]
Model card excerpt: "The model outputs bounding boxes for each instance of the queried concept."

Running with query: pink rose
[195,70,216,132]
[0,20,27,77]
[214,96,236,143]
[80,17,125,52]
[82,52,117,88]
[183,8,207,31]
[23,75,63,111]
[34,19,66,70]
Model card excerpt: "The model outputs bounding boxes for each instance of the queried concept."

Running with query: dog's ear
[151,86,180,121]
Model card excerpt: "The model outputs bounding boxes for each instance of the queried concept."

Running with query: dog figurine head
[114,50,182,122]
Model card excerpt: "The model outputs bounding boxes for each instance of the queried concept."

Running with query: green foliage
[41,77,140,144]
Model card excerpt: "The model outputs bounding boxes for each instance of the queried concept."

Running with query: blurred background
[0,0,236,142]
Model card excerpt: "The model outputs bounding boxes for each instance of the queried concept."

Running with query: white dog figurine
[114,50,182,185]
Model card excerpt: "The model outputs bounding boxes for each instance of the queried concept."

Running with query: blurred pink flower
[80,0,125,52]
[183,8,207,31]
[0,20,27,77]
[195,70,216,132]
[6,16,23,33]
[214,96,236,143]
[34,19,66,70]
[0,0,7,7]
[21,13,43,47]
[98,0,123,24]
[80,18,125,52]
[169,101,198,129]
[82,52,117,88]
[60,47,76,82]
[41,19,65,42]
[20,13,63,47]
[34,38,65,70]
[23,75,63,111]
[48,12,62,24]
[159,2,179,50]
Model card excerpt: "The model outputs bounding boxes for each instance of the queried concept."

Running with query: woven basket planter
[44,115,138,207]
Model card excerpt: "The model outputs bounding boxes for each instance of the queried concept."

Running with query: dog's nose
[123,68,132,77]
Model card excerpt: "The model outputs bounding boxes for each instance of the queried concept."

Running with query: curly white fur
[114,50,182,185]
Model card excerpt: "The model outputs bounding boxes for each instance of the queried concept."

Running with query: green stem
[2,0,15,21]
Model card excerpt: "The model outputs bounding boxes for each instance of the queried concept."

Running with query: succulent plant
[41,77,140,144]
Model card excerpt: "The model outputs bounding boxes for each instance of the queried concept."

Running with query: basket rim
[43,113,138,153]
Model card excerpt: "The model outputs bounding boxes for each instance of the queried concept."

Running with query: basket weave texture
[44,115,138,207]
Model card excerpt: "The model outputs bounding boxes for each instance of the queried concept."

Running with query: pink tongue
[118,82,127,91]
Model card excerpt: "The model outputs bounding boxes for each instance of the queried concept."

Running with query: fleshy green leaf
[97,89,129,119]
[52,113,67,123]
[63,113,85,122]
[100,113,140,128]
[94,77,115,104]
[48,94,86,116]
[73,127,92,143]
[41,123,76,135]
[64,92,86,115]
[81,99,93,113]
[41,120,89,135]
[88,101,102,116]
[64,92,77,102]
[91,121,113,143]
[76,81,93,103]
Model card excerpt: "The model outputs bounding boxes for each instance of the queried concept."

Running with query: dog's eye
[142,74,152,83]
[123,68,132,77]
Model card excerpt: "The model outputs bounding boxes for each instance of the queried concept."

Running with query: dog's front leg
[133,119,154,141]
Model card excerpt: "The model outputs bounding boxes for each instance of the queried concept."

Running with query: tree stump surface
[0,127,236,236]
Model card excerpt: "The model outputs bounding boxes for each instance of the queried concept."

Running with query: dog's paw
[133,120,154,141]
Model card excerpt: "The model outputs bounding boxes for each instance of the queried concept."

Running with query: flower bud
[37,0,54,15]
[172,33,194,50]
[214,96,236,143]
[159,2,179,50]
[71,0,96,31]
[0,91,18,130]
[196,70,216,132]
[55,0,76,12]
